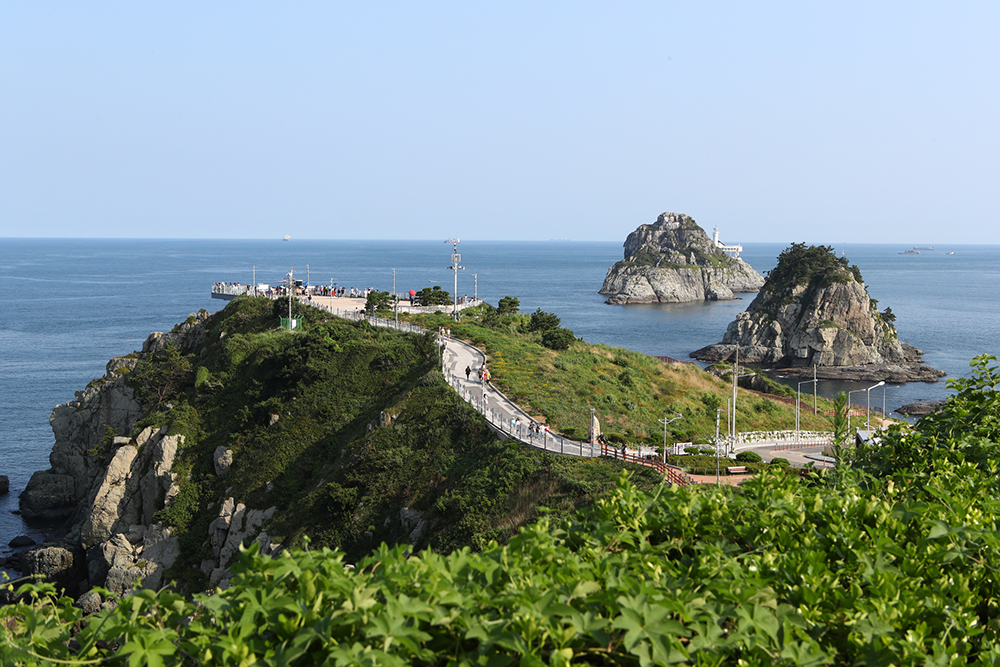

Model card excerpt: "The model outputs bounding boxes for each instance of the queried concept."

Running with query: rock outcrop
[15,312,276,599]
[19,357,145,521]
[691,244,945,383]
[600,213,764,304]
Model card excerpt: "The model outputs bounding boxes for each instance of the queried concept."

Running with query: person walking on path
[465,365,471,381]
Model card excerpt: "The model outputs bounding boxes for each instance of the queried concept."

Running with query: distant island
[599,212,764,304]
[691,243,945,383]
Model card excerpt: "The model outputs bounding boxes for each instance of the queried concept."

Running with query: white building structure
[713,227,743,258]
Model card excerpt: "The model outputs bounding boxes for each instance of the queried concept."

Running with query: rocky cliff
[690,244,945,382]
[17,314,218,601]
[15,298,642,606]
[600,212,764,304]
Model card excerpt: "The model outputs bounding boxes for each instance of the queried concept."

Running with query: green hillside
[5,355,1000,664]
[408,304,838,446]
[125,297,664,584]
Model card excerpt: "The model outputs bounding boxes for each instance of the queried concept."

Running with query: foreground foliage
[5,357,1000,664]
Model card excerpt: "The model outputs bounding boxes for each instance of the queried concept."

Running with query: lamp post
[445,238,463,321]
[474,273,478,301]
[866,381,885,430]
[715,408,722,486]
[847,382,883,435]
[658,413,683,463]
[847,388,864,435]
[796,379,819,444]
[882,384,888,429]
[729,347,756,450]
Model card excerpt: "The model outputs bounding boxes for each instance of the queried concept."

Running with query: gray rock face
[691,251,945,382]
[203,497,277,589]
[20,356,144,520]
[213,446,233,477]
[21,545,86,595]
[600,213,764,304]
[19,310,280,600]
[141,317,207,356]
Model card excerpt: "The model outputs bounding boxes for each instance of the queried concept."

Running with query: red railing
[600,444,693,486]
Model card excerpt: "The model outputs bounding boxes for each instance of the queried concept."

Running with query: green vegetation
[363,290,393,314]
[411,306,835,452]
[763,243,863,295]
[7,356,1000,663]
[413,284,451,306]
[118,296,666,585]
[496,295,520,315]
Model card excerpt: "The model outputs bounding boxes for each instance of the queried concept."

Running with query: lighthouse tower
[712,227,743,258]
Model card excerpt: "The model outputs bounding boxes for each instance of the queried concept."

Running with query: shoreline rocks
[897,400,947,417]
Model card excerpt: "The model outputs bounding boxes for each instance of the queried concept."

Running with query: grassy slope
[132,297,662,589]
[410,307,837,448]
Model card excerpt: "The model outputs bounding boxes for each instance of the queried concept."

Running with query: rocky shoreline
[767,362,946,384]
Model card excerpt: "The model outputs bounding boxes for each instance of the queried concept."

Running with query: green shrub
[541,327,575,350]
[699,392,722,411]
[496,296,520,315]
[735,450,763,463]
[770,457,790,467]
[683,446,701,455]
[528,309,561,332]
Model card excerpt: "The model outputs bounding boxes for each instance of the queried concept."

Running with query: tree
[528,308,560,332]
[497,296,520,315]
[414,285,452,306]
[541,327,575,350]
[365,291,393,314]
[764,243,863,294]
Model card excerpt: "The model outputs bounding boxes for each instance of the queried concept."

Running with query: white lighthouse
[712,227,743,258]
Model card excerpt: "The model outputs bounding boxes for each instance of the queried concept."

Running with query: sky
[2,2,998,243]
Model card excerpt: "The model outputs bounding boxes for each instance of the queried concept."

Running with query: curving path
[282,294,695,484]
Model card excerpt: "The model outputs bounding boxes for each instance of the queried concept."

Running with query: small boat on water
[283,235,291,242]
[899,249,920,255]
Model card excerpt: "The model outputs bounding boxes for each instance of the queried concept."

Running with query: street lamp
[729,348,756,448]
[847,381,884,435]
[866,381,885,430]
[658,413,683,463]
[445,238,464,321]
[796,379,818,444]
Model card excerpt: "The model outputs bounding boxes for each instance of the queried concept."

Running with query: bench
[727,466,748,475]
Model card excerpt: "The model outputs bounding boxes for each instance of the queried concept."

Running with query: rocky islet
[691,243,945,383]
[599,212,764,304]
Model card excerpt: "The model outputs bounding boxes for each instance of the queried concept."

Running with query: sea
[2,238,999,574]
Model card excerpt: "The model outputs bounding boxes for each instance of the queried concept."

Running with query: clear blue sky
[2,2,998,243]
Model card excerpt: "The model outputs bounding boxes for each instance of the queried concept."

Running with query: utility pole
[393,268,398,323]
[287,268,293,330]
[474,273,478,301]
[252,266,256,295]
[715,408,721,486]
[445,238,464,321]
[306,265,309,288]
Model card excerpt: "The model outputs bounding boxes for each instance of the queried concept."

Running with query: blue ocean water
[2,238,998,570]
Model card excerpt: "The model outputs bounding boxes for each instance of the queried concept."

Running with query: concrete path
[438,332,600,458]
